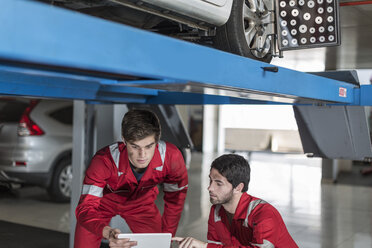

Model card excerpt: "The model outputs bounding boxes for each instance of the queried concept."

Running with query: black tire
[214,0,273,63]
[47,157,72,202]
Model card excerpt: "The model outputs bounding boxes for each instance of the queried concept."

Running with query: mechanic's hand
[172,237,207,248]
[102,226,137,247]
[109,235,137,248]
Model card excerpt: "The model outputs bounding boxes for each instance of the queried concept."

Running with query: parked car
[38,0,275,62]
[0,98,192,202]
[0,98,73,202]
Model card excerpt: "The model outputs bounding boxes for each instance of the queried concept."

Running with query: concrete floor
[1,151,372,247]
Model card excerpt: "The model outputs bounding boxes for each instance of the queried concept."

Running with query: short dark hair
[121,109,161,142]
[211,154,250,192]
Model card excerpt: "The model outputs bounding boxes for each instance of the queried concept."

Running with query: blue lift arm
[0,0,369,105]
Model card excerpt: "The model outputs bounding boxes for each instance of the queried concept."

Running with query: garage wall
[217,105,299,153]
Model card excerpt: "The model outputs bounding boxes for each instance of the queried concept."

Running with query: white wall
[217,105,298,152]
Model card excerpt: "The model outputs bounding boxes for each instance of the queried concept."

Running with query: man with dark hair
[173,154,298,248]
[74,109,188,248]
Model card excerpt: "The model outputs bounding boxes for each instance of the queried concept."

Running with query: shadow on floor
[0,220,112,248]
[337,163,372,187]
[0,220,69,248]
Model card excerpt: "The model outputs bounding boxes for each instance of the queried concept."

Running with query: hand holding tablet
[117,233,172,248]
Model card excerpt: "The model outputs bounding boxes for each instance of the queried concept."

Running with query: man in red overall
[173,154,298,248]
[74,109,188,248]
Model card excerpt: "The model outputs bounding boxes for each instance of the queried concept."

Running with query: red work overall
[74,141,188,248]
[207,193,298,248]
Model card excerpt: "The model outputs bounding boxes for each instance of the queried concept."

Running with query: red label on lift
[339,87,347,97]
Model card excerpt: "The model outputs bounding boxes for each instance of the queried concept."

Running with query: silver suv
[0,98,73,202]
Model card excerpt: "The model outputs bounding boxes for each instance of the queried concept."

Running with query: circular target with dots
[308,1,315,8]
[292,9,299,17]
[303,13,311,20]
[299,25,308,33]
[315,16,323,24]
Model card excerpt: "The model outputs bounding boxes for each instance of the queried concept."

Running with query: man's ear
[234,183,244,193]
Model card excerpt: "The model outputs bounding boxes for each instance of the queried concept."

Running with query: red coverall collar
[232,192,254,220]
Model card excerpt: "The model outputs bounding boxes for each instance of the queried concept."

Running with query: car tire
[214,0,273,63]
[47,157,72,202]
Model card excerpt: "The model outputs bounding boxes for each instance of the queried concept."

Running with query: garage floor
[1,152,372,248]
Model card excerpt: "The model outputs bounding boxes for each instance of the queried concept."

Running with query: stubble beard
[210,189,234,205]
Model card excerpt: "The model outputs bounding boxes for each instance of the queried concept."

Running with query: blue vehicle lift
[0,1,371,247]
[1,0,370,106]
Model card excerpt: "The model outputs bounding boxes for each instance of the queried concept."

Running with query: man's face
[125,135,157,170]
[208,168,234,205]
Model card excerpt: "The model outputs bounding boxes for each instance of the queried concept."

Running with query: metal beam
[70,100,87,248]
[0,65,158,102]
[360,85,372,106]
[0,0,358,105]
[145,91,285,105]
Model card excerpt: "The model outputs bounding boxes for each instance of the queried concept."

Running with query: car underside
[38,0,214,38]
[36,0,277,62]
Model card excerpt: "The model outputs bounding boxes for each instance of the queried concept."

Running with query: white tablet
[117,233,172,248]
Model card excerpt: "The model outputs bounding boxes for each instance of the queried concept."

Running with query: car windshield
[0,100,29,123]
